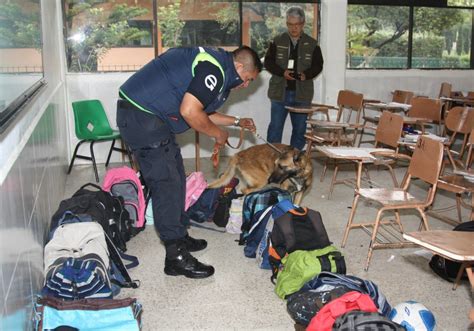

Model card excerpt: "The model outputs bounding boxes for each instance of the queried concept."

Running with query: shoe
[182,234,207,252]
[164,250,215,279]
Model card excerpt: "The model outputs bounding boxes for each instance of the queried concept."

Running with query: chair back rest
[375,111,403,148]
[391,90,414,104]
[467,91,474,99]
[72,100,114,140]
[408,96,442,122]
[408,136,443,185]
[439,82,452,98]
[444,107,474,135]
[336,90,364,123]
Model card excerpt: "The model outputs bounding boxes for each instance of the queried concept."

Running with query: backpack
[275,246,346,299]
[307,291,378,331]
[103,166,146,233]
[429,220,474,282]
[240,186,292,245]
[269,207,332,281]
[225,197,244,234]
[332,311,405,331]
[300,272,392,317]
[212,178,242,227]
[51,183,131,252]
[287,286,353,326]
[43,222,112,300]
[34,296,142,331]
[185,171,208,211]
[186,187,222,223]
[242,200,294,260]
[44,221,139,299]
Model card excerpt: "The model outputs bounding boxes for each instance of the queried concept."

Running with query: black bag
[213,188,243,227]
[50,183,132,252]
[429,221,474,282]
[286,286,352,326]
[332,311,405,331]
[269,208,334,281]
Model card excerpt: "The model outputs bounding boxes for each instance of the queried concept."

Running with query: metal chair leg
[67,140,87,174]
[365,208,385,271]
[105,139,116,167]
[342,194,360,247]
[90,141,99,183]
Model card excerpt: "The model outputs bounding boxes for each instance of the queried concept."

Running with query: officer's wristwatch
[233,116,241,127]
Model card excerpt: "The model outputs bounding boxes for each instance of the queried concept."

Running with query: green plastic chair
[68,99,132,182]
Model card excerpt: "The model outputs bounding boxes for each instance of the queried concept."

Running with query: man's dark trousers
[116,100,189,242]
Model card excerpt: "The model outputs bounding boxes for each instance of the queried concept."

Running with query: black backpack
[332,311,405,331]
[429,221,474,282]
[213,188,243,227]
[50,183,132,252]
[287,286,352,326]
[269,208,340,281]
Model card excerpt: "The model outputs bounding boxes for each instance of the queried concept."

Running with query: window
[413,7,472,68]
[63,0,153,72]
[347,1,474,69]
[243,2,320,58]
[347,6,409,68]
[63,1,320,72]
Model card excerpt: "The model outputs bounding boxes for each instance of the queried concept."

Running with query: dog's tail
[207,157,238,188]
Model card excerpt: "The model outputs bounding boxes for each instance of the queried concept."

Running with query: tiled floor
[64,154,473,331]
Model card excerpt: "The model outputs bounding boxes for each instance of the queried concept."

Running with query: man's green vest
[267,32,319,103]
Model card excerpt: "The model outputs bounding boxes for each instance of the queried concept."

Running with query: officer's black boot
[164,241,214,279]
[181,234,207,252]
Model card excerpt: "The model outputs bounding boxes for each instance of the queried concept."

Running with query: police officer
[116,46,262,279]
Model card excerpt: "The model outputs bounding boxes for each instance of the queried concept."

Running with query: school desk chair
[68,99,132,182]
[341,136,444,271]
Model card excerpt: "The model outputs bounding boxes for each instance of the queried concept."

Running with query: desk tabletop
[307,119,352,128]
[316,146,394,161]
[403,231,474,261]
[365,101,411,112]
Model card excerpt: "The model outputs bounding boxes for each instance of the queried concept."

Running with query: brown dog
[207,143,313,205]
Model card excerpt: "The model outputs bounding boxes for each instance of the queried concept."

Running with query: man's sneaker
[182,234,207,252]
[164,250,214,279]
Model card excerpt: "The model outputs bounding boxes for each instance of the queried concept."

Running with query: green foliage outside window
[0,1,41,49]
[64,0,148,72]
[347,5,472,69]
[157,2,185,48]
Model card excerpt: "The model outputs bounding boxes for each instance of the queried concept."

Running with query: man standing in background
[264,6,323,150]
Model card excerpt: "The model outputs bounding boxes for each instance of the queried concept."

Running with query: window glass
[347,5,409,68]
[156,1,239,52]
[412,7,472,68]
[63,0,153,72]
[242,2,320,58]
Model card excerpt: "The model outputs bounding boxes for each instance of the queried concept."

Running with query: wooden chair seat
[357,188,421,206]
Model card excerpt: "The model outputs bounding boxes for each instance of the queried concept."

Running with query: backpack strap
[105,234,140,289]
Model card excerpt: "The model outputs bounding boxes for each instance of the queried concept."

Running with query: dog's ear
[293,150,305,164]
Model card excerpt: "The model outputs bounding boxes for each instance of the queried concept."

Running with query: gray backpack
[333,311,405,331]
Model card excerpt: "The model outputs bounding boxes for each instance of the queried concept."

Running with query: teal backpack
[275,246,346,299]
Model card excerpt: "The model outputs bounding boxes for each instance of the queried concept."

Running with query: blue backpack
[239,186,292,245]
[186,187,223,223]
[243,200,295,267]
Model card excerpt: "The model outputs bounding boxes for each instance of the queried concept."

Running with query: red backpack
[306,291,378,331]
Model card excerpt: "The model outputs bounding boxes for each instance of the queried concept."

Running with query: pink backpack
[185,172,207,211]
[102,166,146,229]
